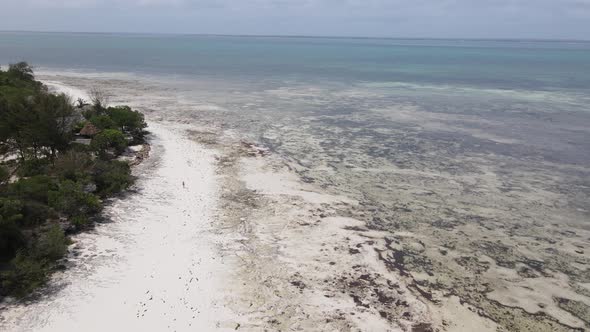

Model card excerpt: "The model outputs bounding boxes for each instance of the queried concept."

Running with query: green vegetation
[91,129,128,157]
[0,166,9,184]
[93,160,134,196]
[0,62,148,298]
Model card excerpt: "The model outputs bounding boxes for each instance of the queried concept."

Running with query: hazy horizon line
[1,29,589,43]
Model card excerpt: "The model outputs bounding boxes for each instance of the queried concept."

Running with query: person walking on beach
[182,181,185,188]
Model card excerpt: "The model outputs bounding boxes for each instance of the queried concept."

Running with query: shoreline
[9,77,439,331]
[2,73,588,331]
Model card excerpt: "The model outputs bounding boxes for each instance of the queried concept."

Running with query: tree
[0,93,74,162]
[0,165,9,184]
[7,62,34,81]
[76,98,88,108]
[47,180,100,218]
[0,198,24,223]
[93,160,133,196]
[21,200,53,227]
[1,252,48,297]
[35,224,67,261]
[53,150,94,182]
[0,97,10,147]
[0,216,25,260]
[89,87,109,109]
[106,106,147,140]
[89,114,117,130]
[34,93,75,161]
[0,198,25,260]
[0,95,39,161]
[9,175,55,203]
[0,62,42,94]
[91,129,127,157]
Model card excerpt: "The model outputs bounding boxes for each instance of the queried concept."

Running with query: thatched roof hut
[79,122,100,137]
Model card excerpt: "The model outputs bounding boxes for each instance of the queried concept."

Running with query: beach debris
[128,144,151,166]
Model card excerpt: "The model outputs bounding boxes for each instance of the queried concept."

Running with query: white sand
[0,107,236,330]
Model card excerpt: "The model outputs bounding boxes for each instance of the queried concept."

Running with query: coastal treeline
[0,63,147,297]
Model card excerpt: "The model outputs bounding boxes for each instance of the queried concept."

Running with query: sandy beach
[0,103,236,330]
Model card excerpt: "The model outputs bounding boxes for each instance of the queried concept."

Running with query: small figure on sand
[182,181,185,188]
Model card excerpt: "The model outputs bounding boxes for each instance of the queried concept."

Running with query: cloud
[21,0,186,8]
[2,0,590,39]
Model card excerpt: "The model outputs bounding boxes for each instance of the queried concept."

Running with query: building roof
[79,122,100,137]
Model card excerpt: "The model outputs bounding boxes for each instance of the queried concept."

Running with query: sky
[0,0,589,39]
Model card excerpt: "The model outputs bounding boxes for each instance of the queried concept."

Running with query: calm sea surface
[1,32,590,90]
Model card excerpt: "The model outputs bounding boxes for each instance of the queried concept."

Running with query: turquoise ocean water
[1,32,590,90]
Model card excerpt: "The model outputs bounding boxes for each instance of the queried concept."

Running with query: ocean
[1,31,590,331]
[2,32,590,90]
